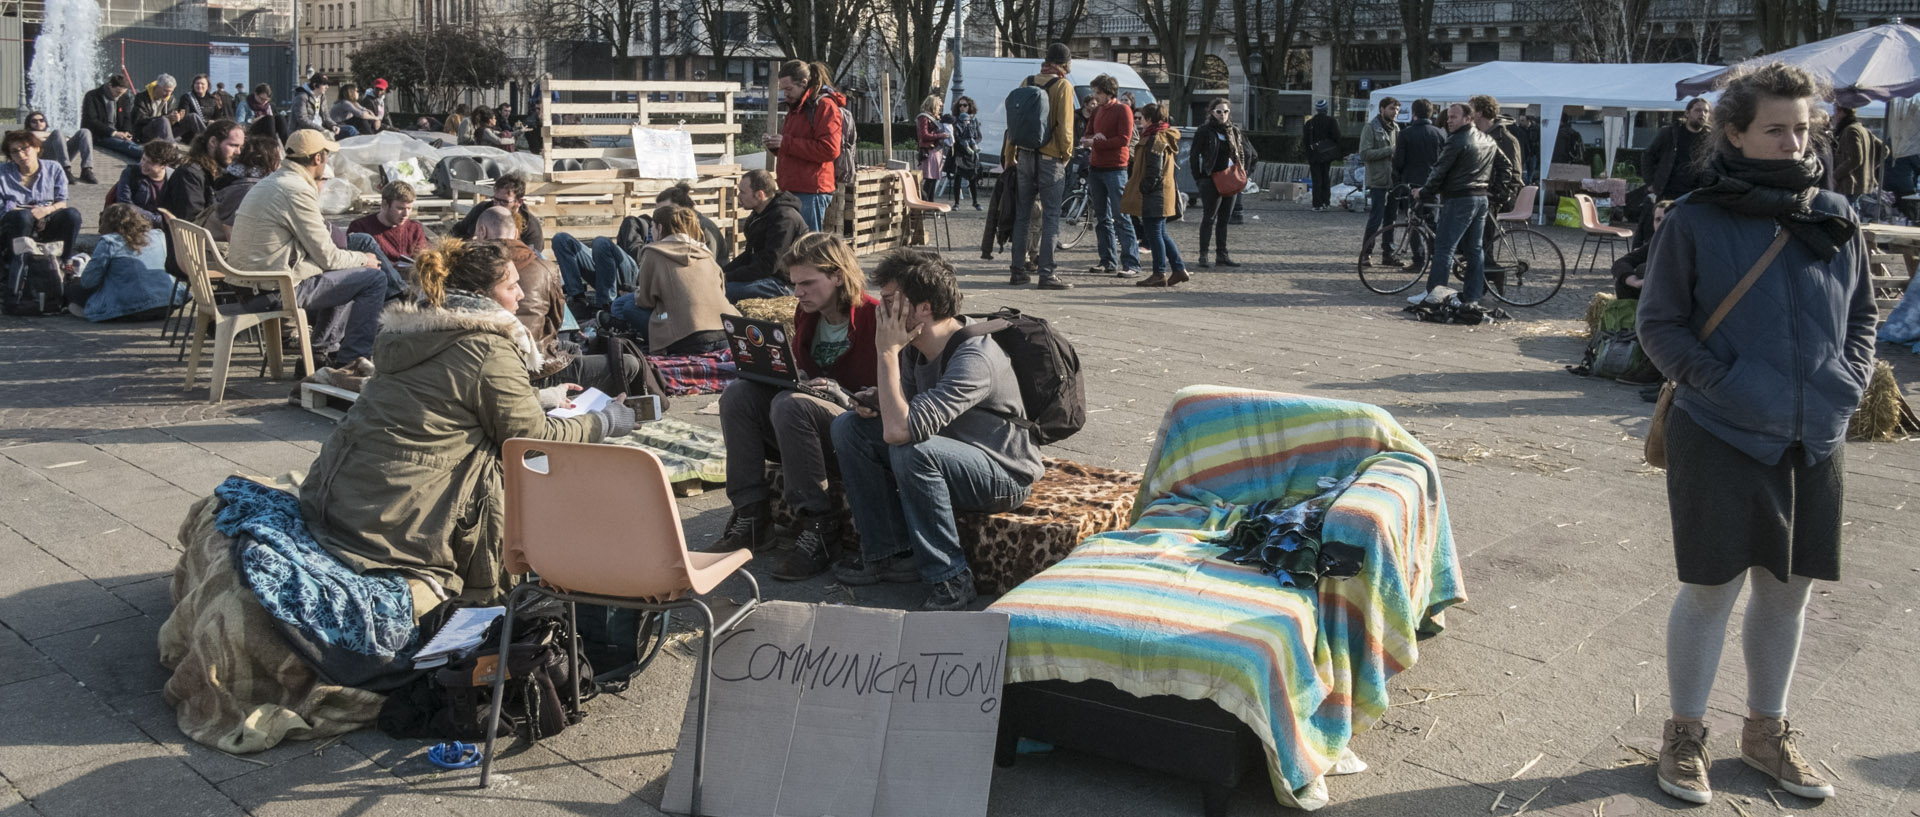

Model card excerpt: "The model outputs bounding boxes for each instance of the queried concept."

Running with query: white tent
[1366,61,1721,220]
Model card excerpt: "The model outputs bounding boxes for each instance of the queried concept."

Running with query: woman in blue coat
[1637,62,1875,807]
[68,203,177,321]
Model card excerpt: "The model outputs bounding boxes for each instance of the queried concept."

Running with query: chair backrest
[160,209,221,312]
[502,437,696,599]
[1501,185,1538,219]
[1574,193,1602,230]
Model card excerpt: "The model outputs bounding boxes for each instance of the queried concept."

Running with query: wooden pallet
[843,167,920,255]
[299,382,359,421]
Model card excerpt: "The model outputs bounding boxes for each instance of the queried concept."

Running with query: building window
[1467,41,1499,63]
[1520,40,1553,61]
[350,2,356,26]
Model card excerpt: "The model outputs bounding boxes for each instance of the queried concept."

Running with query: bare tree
[1395,0,1439,80]
[880,0,959,115]
[1306,0,1359,102]
[685,0,755,77]
[1568,0,1653,62]
[987,0,1091,58]
[1134,0,1223,125]
[1227,0,1308,127]
[748,0,870,77]
[1754,0,1841,53]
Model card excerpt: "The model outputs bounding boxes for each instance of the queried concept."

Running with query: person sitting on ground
[67,203,175,322]
[655,181,733,264]
[472,206,635,396]
[293,74,353,139]
[449,170,541,248]
[208,135,283,237]
[113,140,181,224]
[131,74,184,143]
[361,80,391,132]
[468,108,511,150]
[213,82,234,120]
[228,130,390,368]
[298,238,634,604]
[245,84,285,142]
[331,83,383,137]
[158,118,244,221]
[82,74,140,160]
[722,169,806,302]
[715,233,881,579]
[24,111,99,185]
[829,248,1043,611]
[1613,199,1674,301]
[173,74,217,144]
[350,180,432,263]
[613,203,738,355]
[0,130,83,271]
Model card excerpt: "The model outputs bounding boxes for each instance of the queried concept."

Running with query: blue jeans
[1427,195,1489,303]
[725,277,792,303]
[97,134,142,160]
[344,232,406,299]
[1362,187,1398,254]
[1010,152,1067,277]
[793,192,831,232]
[831,412,1031,583]
[288,266,387,363]
[552,232,636,306]
[609,293,651,339]
[1088,167,1139,272]
[1138,216,1185,274]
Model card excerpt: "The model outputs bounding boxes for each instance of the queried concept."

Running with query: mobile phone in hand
[852,390,878,411]
[625,394,663,422]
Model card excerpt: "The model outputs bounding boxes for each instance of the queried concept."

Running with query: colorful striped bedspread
[990,386,1467,810]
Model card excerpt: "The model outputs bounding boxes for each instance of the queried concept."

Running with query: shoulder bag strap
[1698,229,1790,342]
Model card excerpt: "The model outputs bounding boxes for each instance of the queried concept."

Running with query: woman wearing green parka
[299,239,635,603]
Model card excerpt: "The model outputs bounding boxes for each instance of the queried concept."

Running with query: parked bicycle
[1056,147,1094,251]
[1359,185,1567,307]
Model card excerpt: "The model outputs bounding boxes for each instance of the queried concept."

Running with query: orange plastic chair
[1497,185,1538,223]
[895,168,955,251]
[1573,193,1634,274]
[481,438,761,813]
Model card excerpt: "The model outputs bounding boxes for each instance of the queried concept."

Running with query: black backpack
[4,245,67,316]
[377,596,597,743]
[939,308,1085,444]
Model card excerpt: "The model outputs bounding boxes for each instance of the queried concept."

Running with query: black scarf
[1686,152,1856,260]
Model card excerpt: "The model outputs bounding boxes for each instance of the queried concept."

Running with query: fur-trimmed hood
[373,291,544,374]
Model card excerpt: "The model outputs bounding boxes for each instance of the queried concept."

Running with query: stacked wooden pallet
[1864,225,1919,323]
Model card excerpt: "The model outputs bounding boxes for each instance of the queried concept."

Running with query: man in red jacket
[713,233,880,580]
[764,60,844,232]
[1080,74,1139,277]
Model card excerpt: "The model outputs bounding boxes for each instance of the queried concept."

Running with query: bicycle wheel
[1358,219,1431,294]
[1485,226,1567,307]
[1056,191,1091,250]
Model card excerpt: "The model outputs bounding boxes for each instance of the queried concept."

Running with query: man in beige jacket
[230,129,390,366]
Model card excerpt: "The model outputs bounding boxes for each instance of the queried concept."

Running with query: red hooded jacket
[776,88,845,195]
[793,293,879,389]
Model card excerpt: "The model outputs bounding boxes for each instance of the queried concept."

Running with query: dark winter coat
[722,191,807,285]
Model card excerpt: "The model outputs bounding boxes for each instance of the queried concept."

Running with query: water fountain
[27,0,104,133]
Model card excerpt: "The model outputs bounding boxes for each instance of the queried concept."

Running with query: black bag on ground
[5,245,67,316]
[582,325,672,412]
[376,596,596,743]
[940,308,1085,444]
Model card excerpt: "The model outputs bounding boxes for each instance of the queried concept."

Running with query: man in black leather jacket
[1411,102,1496,306]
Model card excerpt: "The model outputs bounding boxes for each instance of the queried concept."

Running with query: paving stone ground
[1,150,1915,816]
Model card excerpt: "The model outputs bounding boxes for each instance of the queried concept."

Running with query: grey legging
[1666,567,1814,720]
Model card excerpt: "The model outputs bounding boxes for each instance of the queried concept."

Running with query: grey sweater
[901,318,1045,487]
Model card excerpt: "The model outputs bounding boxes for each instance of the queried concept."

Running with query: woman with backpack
[1190,98,1257,267]
[1637,62,1875,807]
[948,97,983,209]
[916,96,949,201]
[67,203,175,321]
[1122,105,1187,288]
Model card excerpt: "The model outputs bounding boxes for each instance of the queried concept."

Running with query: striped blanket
[990,386,1466,810]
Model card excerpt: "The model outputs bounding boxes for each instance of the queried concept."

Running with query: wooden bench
[750,457,1142,593]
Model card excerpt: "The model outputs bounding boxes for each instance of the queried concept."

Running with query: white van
[947,57,1157,166]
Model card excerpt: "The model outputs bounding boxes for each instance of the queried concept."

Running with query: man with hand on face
[713,233,881,580]
[829,249,1043,611]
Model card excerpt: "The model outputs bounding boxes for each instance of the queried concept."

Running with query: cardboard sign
[631,125,698,180]
[660,601,1009,817]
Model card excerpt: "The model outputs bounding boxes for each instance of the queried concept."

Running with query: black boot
[771,512,837,580]
[1216,251,1241,268]
[710,501,772,552]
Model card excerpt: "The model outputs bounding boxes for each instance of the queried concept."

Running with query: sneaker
[1407,289,1431,305]
[831,552,919,586]
[1086,266,1116,276]
[1358,256,1373,268]
[1008,272,1032,286]
[1658,718,1714,804]
[1114,268,1141,279]
[770,513,837,581]
[710,502,772,553]
[1741,717,1834,799]
[1037,276,1073,290]
[921,569,978,611]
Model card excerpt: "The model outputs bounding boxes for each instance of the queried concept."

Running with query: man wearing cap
[362,80,391,133]
[230,130,391,367]
[1006,42,1076,291]
[1304,99,1342,211]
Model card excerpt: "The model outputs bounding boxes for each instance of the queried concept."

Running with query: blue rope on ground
[427,741,483,770]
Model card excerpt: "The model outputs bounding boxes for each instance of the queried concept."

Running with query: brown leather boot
[1741,716,1833,799]
[1657,718,1713,804]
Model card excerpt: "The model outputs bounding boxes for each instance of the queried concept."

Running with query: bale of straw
[1847,360,1920,442]
[1584,292,1614,335]
[735,296,798,332]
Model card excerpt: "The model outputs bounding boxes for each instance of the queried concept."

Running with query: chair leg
[480,585,534,788]
[691,599,717,817]
[209,319,241,403]
[291,308,315,377]
[566,602,583,718]
[263,317,285,380]
[183,312,211,390]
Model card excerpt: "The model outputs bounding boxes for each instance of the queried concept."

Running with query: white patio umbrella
[1676,22,1920,107]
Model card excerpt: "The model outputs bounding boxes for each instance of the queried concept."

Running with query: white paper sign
[661,601,1009,817]
[631,125,698,180]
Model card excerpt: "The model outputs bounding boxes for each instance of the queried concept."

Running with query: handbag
[1644,230,1790,468]
[1212,164,1249,197]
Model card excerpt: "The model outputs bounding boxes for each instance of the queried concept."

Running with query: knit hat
[1046,42,1072,67]
[1315,99,1329,112]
